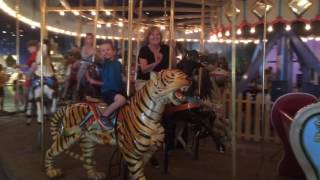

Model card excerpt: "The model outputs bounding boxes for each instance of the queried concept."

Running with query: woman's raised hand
[169,39,176,49]
[155,52,163,64]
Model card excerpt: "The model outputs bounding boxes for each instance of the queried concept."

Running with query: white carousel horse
[26,45,58,123]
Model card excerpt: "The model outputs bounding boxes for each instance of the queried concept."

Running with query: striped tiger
[45,69,191,180]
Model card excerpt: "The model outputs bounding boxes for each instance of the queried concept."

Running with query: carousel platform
[0,113,305,180]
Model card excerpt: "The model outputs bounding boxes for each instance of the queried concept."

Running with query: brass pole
[121,0,125,70]
[93,0,100,53]
[76,18,82,47]
[111,11,115,44]
[261,2,268,142]
[15,0,20,65]
[231,0,237,179]
[40,0,47,170]
[198,0,205,96]
[164,0,168,41]
[169,0,175,69]
[164,0,168,17]
[200,0,205,52]
[127,0,134,96]
[135,0,143,80]
[210,7,214,30]
[75,0,83,47]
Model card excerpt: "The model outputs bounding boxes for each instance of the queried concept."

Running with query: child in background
[24,40,38,103]
[0,65,8,111]
[13,73,25,111]
[62,48,81,101]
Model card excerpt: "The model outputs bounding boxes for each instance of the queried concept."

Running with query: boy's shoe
[26,118,31,126]
[149,156,160,169]
[100,116,115,131]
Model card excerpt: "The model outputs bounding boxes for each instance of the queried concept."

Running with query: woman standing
[76,33,96,100]
[135,26,171,90]
[136,26,175,168]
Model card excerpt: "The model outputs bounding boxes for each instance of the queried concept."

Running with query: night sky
[0,10,76,64]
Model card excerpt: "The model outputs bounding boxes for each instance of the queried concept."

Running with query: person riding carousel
[24,39,59,124]
[77,33,96,100]
[86,40,126,130]
[32,40,57,90]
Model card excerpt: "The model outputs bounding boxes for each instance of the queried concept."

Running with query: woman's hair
[143,26,162,44]
[100,40,116,50]
[82,33,94,46]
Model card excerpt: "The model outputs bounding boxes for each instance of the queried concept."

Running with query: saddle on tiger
[63,96,121,136]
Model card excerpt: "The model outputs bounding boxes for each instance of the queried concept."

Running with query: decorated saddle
[31,75,57,89]
[63,102,118,136]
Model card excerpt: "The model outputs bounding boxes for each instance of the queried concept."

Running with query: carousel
[0,0,319,180]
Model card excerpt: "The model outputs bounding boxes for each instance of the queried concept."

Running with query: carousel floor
[0,113,306,180]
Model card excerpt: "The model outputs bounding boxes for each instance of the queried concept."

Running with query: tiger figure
[45,69,191,180]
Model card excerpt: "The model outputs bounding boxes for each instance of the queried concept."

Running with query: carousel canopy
[1,0,320,41]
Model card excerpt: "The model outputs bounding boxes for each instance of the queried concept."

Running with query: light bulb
[225,30,230,37]
[285,24,291,31]
[236,28,242,35]
[105,10,111,16]
[305,23,311,31]
[250,27,256,34]
[118,21,124,27]
[73,11,79,16]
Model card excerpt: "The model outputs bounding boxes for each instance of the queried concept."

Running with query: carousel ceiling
[47,0,227,26]
[1,0,320,42]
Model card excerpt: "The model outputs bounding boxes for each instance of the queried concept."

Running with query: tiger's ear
[150,72,157,80]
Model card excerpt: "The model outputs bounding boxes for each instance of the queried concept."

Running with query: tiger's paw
[46,168,63,178]
[88,171,106,180]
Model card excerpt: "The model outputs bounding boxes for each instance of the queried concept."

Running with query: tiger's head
[150,69,191,105]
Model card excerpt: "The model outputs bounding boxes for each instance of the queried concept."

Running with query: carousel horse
[45,69,191,180]
[168,51,230,153]
[201,63,230,141]
[26,44,58,123]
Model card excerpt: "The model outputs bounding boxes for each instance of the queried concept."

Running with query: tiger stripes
[45,69,191,180]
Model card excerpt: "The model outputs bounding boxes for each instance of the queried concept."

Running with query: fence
[222,90,280,143]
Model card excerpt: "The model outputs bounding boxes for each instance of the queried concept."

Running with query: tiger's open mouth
[171,86,189,105]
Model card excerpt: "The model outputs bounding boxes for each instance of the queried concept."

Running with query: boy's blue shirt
[99,59,122,93]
